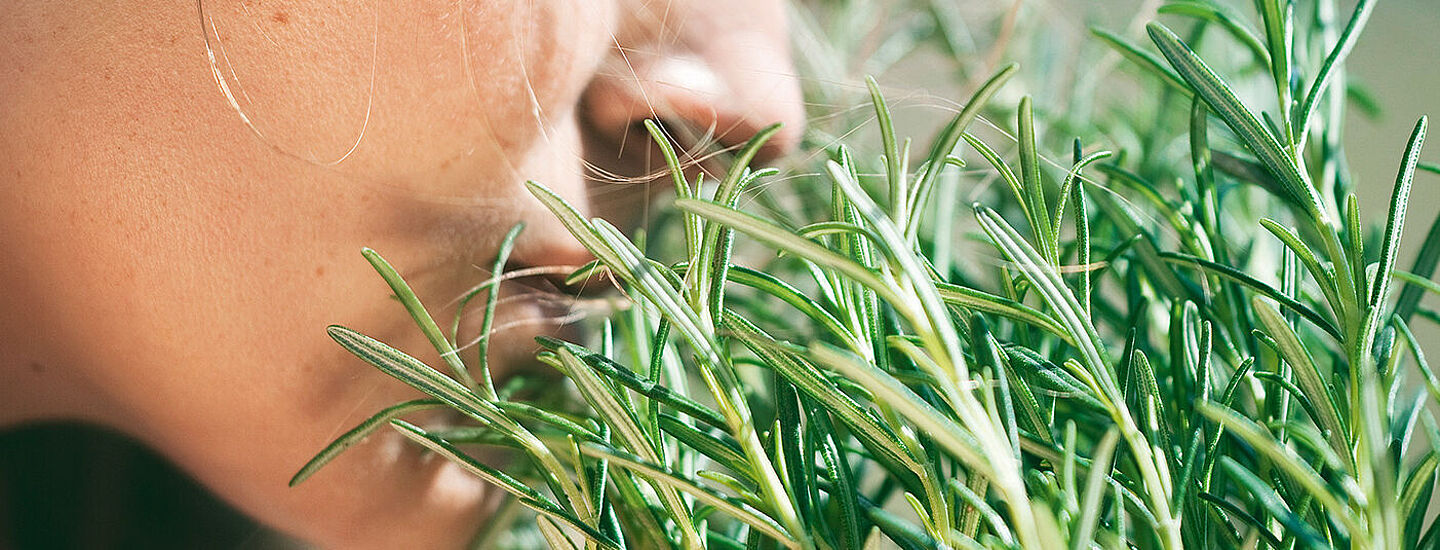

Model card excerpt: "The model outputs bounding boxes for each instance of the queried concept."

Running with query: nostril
[549,267,616,298]
[746,122,802,165]
[582,49,804,167]
[610,108,797,177]
[580,5,804,230]
[503,232,620,300]
[495,258,614,301]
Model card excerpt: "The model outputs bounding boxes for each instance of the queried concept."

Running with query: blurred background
[1343,0,1439,235]
[2,1,1436,547]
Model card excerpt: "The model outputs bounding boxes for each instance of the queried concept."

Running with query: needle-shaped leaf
[977,321,1052,446]
[1163,250,1342,339]
[1200,403,1354,529]
[1402,452,1440,547]
[1161,251,1341,341]
[452,223,524,400]
[865,76,904,221]
[975,204,1111,391]
[825,159,968,378]
[716,265,859,350]
[494,401,602,443]
[1251,298,1350,461]
[537,337,727,431]
[591,219,725,367]
[1255,0,1293,139]
[1051,149,1112,254]
[723,314,920,477]
[656,412,749,476]
[814,414,862,550]
[797,221,886,247]
[289,399,445,487]
[535,516,579,550]
[1345,196,1368,307]
[906,63,1016,241]
[808,343,990,475]
[1183,357,1253,509]
[544,347,702,546]
[691,124,784,322]
[1091,27,1192,97]
[1252,373,1329,452]
[1147,22,1324,221]
[1218,457,1330,548]
[361,248,476,389]
[858,495,942,550]
[1012,348,1105,412]
[579,443,797,547]
[1297,0,1376,137]
[1156,1,1269,65]
[640,119,700,257]
[1018,97,1056,264]
[327,325,508,430]
[964,132,1033,229]
[1199,490,1284,548]
[677,198,918,324]
[1258,218,1342,316]
[390,420,622,550]
[527,182,717,366]
[1396,209,1440,323]
[1366,117,1427,338]
[1210,150,1302,209]
[1130,350,1175,465]
[947,477,1015,545]
[1073,429,1120,550]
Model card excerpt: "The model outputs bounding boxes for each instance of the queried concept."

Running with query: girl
[0,1,803,547]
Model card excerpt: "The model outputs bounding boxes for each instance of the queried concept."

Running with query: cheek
[198,0,617,197]
[459,0,616,124]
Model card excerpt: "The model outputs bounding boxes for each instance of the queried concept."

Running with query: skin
[0,1,801,547]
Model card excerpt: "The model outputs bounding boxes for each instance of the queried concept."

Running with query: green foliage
[300,2,1440,548]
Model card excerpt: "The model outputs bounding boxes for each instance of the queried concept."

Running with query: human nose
[581,0,805,167]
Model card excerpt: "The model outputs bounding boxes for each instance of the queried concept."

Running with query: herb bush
[295,1,1440,548]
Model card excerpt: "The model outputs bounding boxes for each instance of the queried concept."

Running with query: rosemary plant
[297,1,1440,548]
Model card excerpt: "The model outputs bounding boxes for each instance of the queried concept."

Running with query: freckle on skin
[272,11,290,25]
[315,266,325,277]
[29,362,44,373]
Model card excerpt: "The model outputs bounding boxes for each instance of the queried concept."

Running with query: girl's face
[0,1,801,547]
